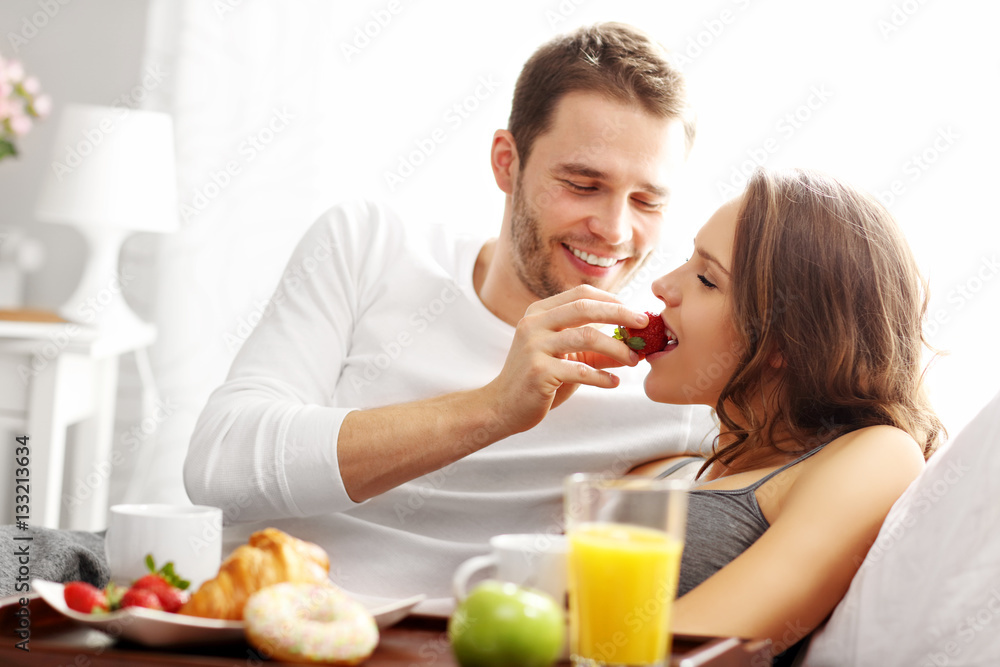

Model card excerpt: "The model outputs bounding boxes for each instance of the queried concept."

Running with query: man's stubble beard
[510,183,565,300]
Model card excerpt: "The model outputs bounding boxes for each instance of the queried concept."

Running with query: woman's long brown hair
[705,168,944,473]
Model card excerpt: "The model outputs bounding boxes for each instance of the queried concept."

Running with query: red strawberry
[131,574,190,612]
[64,581,108,614]
[614,311,673,356]
[131,574,168,590]
[153,586,190,613]
[121,587,163,611]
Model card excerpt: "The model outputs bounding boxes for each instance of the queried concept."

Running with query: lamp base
[57,226,151,338]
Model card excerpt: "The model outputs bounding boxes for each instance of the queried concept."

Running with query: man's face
[509,91,688,299]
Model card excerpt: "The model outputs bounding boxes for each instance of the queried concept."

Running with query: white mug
[105,504,223,590]
[452,533,568,605]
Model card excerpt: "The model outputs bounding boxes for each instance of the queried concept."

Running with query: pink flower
[4,60,24,83]
[22,76,40,95]
[8,112,32,136]
[32,93,51,118]
[0,57,48,158]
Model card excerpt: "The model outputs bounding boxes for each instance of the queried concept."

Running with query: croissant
[178,527,330,620]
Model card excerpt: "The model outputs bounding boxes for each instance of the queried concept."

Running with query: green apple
[449,580,565,667]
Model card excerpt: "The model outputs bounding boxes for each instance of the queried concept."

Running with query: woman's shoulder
[819,424,924,467]
[785,425,925,511]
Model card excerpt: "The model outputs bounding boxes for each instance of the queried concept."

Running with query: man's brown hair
[508,22,695,167]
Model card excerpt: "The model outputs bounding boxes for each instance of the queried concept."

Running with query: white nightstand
[0,318,156,531]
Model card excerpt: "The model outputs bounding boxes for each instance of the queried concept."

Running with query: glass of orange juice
[564,474,688,666]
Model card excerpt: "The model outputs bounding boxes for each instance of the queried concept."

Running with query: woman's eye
[697,274,717,289]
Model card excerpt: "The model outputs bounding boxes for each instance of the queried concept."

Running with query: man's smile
[563,243,625,268]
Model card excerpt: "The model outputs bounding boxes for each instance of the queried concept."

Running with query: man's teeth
[665,329,678,344]
[569,246,618,268]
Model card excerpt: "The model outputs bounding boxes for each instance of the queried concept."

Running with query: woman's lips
[645,340,676,362]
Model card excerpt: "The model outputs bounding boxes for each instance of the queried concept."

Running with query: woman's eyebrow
[694,241,731,276]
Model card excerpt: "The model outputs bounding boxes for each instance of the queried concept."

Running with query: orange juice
[568,522,683,665]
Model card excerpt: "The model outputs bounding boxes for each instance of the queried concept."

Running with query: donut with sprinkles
[244,582,379,664]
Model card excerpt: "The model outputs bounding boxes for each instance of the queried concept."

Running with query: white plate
[411,597,456,618]
[342,592,454,618]
[32,579,425,648]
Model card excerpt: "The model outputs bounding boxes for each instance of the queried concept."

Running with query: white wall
[0,0,151,307]
[1,0,152,518]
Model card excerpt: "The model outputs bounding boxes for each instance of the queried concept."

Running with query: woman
[630,167,944,655]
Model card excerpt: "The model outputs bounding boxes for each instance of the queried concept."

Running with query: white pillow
[803,388,1000,666]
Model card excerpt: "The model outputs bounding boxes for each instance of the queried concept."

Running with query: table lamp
[34,103,178,333]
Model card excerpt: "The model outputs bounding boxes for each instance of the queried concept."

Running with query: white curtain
[113,0,350,504]
[113,0,999,506]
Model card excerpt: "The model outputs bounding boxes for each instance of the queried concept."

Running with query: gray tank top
[657,445,828,597]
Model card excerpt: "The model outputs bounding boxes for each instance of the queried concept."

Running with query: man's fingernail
[630,351,640,364]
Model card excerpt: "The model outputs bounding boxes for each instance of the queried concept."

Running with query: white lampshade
[34,104,178,332]
[35,104,178,232]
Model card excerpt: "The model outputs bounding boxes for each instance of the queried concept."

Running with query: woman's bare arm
[671,425,925,650]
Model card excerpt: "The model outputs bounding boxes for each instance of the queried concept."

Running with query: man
[185,22,712,611]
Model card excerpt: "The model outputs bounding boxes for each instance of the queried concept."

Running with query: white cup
[452,533,568,605]
[105,504,223,590]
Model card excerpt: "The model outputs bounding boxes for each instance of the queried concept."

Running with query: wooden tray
[0,594,772,666]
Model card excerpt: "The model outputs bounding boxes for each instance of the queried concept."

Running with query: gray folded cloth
[0,525,108,597]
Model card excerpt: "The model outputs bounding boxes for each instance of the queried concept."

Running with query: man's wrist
[455,386,512,454]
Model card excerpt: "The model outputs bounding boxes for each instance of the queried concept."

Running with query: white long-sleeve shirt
[185,200,713,611]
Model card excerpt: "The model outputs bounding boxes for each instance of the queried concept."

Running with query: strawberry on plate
[121,587,164,611]
[64,581,109,614]
[132,574,190,613]
[61,554,192,616]
[129,555,192,612]
[614,311,675,357]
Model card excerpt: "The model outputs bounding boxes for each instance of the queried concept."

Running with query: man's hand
[338,285,650,503]
[485,285,650,437]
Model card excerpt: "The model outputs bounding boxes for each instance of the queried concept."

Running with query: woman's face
[644,198,742,405]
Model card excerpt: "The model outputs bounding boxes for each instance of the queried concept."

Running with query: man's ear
[768,348,785,369]
[490,129,519,195]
